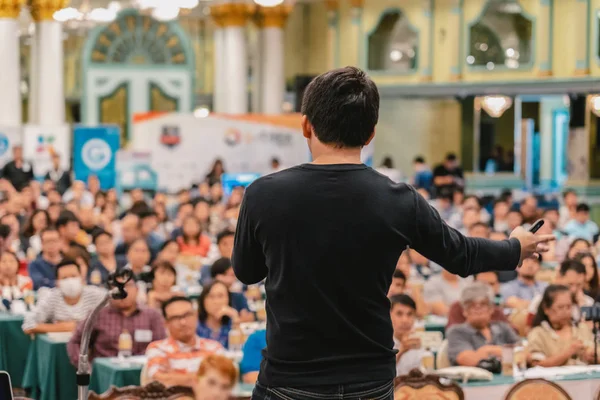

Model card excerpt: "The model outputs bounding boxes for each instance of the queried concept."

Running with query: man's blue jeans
[251,380,394,400]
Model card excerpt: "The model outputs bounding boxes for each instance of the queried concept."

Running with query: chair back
[139,362,149,386]
[394,369,464,400]
[504,379,571,400]
[436,339,451,369]
[508,308,530,337]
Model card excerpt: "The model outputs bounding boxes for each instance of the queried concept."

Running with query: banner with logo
[73,125,120,189]
[115,150,158,194]
[131,113,309,192]
[0,126,22,168]
[23,124,71,178]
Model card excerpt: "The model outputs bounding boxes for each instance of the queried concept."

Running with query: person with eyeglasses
[146,297,223,388]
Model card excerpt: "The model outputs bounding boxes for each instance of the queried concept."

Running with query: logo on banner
[82,138,112,170]
[224,128,242,147]
[36,134,55,153]
[0,134,9,156]
[160,126,181,148]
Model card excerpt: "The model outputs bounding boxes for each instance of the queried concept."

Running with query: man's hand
[509,226,555,267]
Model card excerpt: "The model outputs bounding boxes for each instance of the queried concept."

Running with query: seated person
[147,261,182,309]
[28,227,63,290]
[196,281,240,347]
[447,271,508,329]
[176,216,211,257]
[468,222,490,239]
[501,256,548,309]
[146,297,223,388]
[390,294,423,376]
[0,251,32,302]
[22,259,106,334]
[447,282,519,366]
[563,203,599,242]
[200,230,235,285]
[527,284,594,366]
[87,230,125,285]
[67,278,166,366]
[388,269,428,317]
[423,269,470,316]
[195,354,238,400]
[239,329,266,384]
[210,258,253,321]
[528,259,594,323]
[491,231,518,283]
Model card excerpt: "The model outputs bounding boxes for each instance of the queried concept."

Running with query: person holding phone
[390,294,423,376]
[233,67,554,399]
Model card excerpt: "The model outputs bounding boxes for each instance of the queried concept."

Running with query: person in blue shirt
[412,156,433,193]
[210,257,253,321]
[196,280,239,347]
[28,227,63,290]
[240,329,266,383]
[500,256,548,309]
[564,203,599,243]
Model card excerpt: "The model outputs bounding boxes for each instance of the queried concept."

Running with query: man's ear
[364,129,376,146]
[301,115,312,140]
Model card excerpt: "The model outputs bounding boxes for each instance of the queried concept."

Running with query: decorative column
[573,0,590,76]
[536,0,553,77]
[447,0,462,81]
[257,4,291,114]
[210,11,227,113]
[349,0,364,67]
[28,0,68,125]
[325,0,339,70]
[420,0,433,82]
[212,3,253,114]
[0,0,24,127]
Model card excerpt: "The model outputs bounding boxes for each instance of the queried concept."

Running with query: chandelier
[480,95,513,118]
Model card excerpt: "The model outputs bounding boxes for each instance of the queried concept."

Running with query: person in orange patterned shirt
[0,251,32,301]
[146,297,223,388]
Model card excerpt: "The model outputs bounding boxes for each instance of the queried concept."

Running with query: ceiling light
[152,5,180,20]
[389,50,402,62]
[194,106,210,118]
[480,95,512,118]
[254,0,284,6]
[591,95,600,117]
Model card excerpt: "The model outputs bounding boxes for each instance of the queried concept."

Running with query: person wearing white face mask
[22,259,106,334]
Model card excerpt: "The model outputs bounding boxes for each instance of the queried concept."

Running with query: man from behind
[233,67,551,399]
[146,297,222,388]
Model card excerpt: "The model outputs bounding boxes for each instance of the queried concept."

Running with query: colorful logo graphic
[0,134,9,156]
[36,134,56,153]
[160,126,181,148]
[224,128,242,147]
[81,138,112,170]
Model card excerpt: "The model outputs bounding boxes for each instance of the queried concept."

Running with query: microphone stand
[77,270,131,400]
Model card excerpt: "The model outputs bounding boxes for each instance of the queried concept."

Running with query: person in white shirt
[376,156,403,183]
[22,258,106,334]
[390,294,423,376]
[424,269,471,316]
[559,189,578,229]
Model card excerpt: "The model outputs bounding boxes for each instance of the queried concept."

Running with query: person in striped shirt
[145,296,223,388]
[22,258,106,334]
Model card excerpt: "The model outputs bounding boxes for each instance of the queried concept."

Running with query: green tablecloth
[22,334,78,400]
[424,322,445,334]
[0,313,31,388]
[462,370,600,388]
[89,358,142,395]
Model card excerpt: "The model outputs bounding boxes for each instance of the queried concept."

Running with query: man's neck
[120,305,138,317]
[310,145,363,165]
[44,252,61,264]
[519,276,535,286]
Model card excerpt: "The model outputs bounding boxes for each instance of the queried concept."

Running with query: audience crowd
[2,145,600,397]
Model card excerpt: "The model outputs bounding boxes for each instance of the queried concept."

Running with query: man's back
[233,164,521,387]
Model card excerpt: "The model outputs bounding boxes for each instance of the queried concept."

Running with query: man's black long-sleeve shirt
[232,163,521,387]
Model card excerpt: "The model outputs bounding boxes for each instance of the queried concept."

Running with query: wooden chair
[394,369,464,400]
[435,339,451,369]
[504,378,571,400]
[508,308,530,337]
[88,381,194,400]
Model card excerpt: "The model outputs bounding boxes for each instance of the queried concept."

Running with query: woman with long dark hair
[576,252,600,299]
[528,285,594,367]
[176,216,211,257]
[196,280,239,347]
[21,209,50,259]
[206,159,225,186]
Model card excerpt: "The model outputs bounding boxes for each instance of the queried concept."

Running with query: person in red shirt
[177,216,211,257]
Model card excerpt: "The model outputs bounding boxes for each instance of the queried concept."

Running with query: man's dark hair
[0,224,10,240]
[216,229,235,245]
[92,229,113,243]
[413,156,425,164]
[559,259,586,276]
[464,195,482,208]
[56,210,80,229]
[389,294,416,311]
[161,296,192,318]
[469,222,490,232]
[445,153,457,162]
[55,258,80,278]
[563,189,576,199]
[210,257,232,278]
[392,269,406,281]
[301,67,379,148]
[576,203,590,213]
[381,157,393,169]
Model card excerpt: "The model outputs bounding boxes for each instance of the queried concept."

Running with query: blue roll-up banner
[73,125,120,190]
